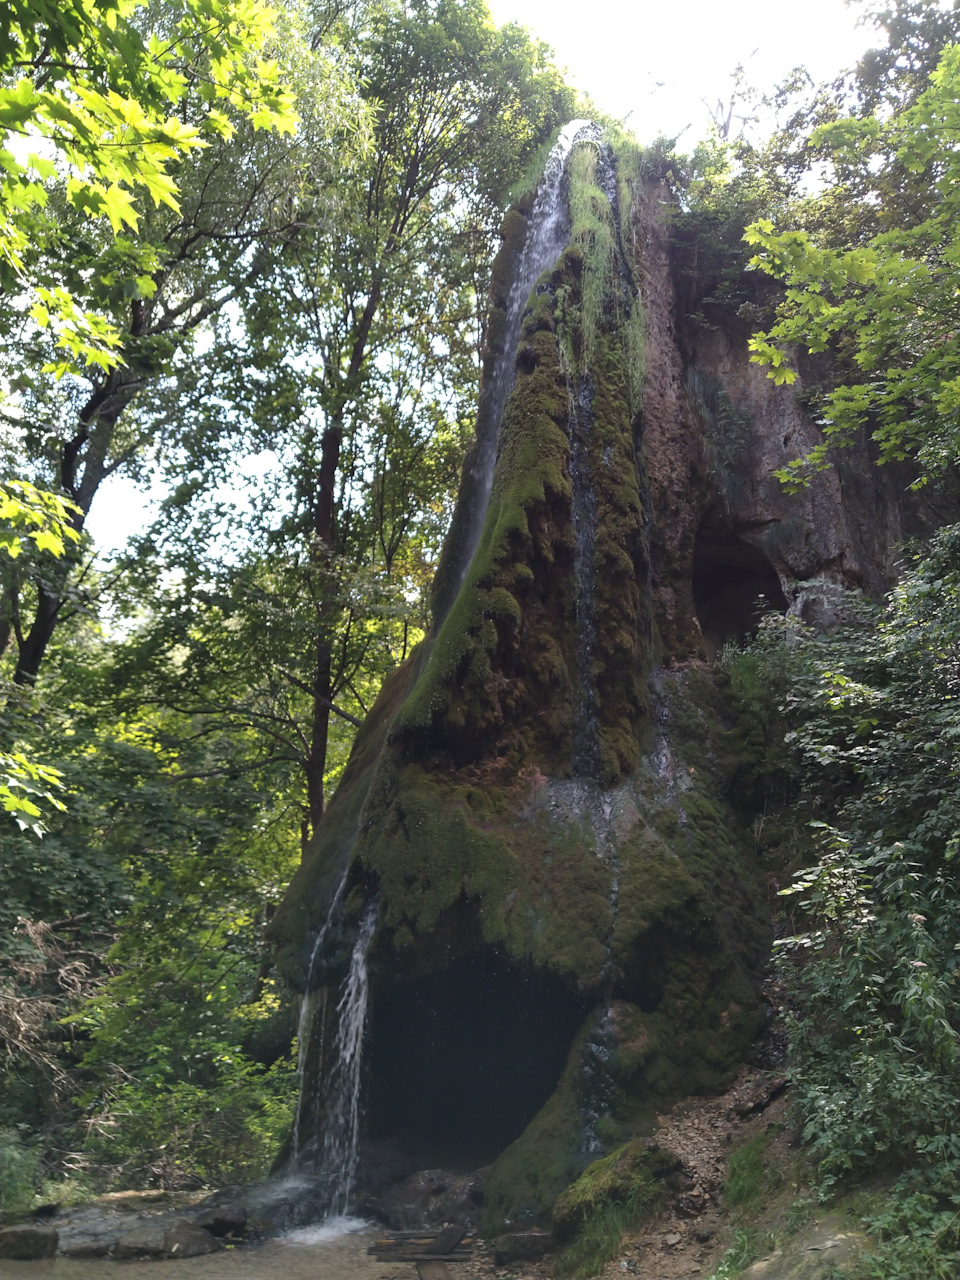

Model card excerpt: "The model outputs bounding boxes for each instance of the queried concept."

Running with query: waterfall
[291,869,350,1163]
[434,119,597,622]
[316,897,379,1219]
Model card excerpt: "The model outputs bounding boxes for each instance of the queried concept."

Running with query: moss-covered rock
[551,1139,679,1278]
[272,127,782,1226]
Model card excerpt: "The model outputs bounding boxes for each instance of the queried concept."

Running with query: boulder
[0,1224,58,1259]
[114,1222,168,1258]
[493,1228,553,1264]
[163,1220,221,1257]
[61,1239,111,1258]
[192,1201,247,1238]
[376,1168,485,1230]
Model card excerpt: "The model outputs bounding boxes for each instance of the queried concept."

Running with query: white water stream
[290,868,350,1163]
[439,119,596,615]
[315,897,379,1218]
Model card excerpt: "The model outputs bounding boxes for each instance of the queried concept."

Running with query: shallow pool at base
[0,1219,408,1280]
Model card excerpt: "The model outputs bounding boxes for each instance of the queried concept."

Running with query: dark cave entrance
[366,948,588,1172]
[693,533,788,658]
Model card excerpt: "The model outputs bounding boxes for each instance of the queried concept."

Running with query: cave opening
[693,533,787,658]
[366,948,588,1172]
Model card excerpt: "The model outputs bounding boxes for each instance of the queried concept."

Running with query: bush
[82,1052,294,1189]
[0,1127,40,1213]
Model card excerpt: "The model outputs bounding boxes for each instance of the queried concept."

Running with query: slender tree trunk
[12,582,64,686]
[304,637,333,851]
[296,283,383,853]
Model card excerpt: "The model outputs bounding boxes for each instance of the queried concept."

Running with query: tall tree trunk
[296,283,383,853]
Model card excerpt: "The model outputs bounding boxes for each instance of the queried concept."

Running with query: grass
[726,1132,779,1208]
[554,1141,668,1278]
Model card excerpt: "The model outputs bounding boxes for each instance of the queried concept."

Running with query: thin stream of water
[316,897,379,1218]
[290,869,350,1162]
[434,119,595,622]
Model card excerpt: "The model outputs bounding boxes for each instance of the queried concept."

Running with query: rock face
[0,1224,59,1259]
[268,126,923,1229]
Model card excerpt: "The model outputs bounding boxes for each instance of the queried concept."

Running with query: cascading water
[291,870,350,1162]
[315,897,379,1219]
[434,119,597,623]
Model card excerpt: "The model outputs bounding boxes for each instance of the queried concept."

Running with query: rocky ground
[446,1065,792,1280]
[0,1048,867,1280]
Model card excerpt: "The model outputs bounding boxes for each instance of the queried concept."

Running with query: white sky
[487,0,874,143]
[86,0,880,553]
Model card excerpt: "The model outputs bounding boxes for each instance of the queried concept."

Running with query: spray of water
[316,897,379,1218]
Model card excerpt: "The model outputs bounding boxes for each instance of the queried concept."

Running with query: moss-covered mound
[551,1139,680,1278]
[269,127,774,1228]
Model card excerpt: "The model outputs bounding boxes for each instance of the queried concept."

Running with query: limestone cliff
[268,125,919,1228]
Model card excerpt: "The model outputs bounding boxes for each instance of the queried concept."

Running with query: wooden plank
[368,1251,472,1262]
[425,1225,467,1255]
[368,1229,474,1261]
[416,1262,452,1280]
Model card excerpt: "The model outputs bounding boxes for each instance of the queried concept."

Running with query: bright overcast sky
[486,0,875,143]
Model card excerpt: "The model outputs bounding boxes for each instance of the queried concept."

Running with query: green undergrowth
[553,1140,674,1278]
[702,1119,838,1279]
[857,1164,960,1280]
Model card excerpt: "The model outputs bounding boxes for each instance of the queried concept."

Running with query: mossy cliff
[267,126,882,1229]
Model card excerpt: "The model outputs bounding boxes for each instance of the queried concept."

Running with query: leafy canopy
[743,5,960,488]
[0,0,298,373]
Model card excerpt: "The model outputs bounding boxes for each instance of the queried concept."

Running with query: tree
[741,1,960,487]
[0,481,79,828]
[0,0,299,370]
[0,1,361,686]
[111,0,576,846]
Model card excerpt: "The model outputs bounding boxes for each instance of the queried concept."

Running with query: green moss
[553,1139,674,1278]
[267,651,424,986]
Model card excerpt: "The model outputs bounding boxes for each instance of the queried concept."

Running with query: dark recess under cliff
[367,947,588,1171]
[692,533,787,657]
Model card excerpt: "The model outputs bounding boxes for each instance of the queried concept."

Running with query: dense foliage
[0,0,575,1199]
[698,5,960,1270]
[724,533,960,1276]
[2,0,960,1264]
[743,2,960,487]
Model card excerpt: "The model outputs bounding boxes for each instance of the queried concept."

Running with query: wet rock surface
[370,1167,486,1230]
[10,1176,322,1260]
[0,1223,59,1259]
[193,1200,247,1237]
[161,1221,221,1258]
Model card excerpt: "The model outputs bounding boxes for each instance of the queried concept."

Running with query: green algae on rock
[268,119,909,1232]
[552,1139,679,1279]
